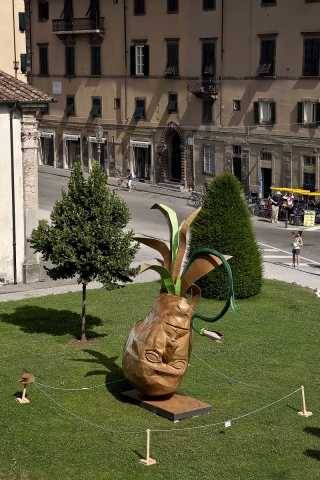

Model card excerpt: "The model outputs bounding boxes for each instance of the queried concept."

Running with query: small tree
[188,173,262,299]
[29,161,139,342]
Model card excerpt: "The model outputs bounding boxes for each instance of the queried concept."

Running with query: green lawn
[0,280,319,480]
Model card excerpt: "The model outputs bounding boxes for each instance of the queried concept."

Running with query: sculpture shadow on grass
[1,306,104,340]
[72,349,131,398]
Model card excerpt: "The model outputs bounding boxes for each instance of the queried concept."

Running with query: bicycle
[187,191,205,208]
[117,177,136,192]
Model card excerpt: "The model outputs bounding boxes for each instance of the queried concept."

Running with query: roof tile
[0,70,53,103]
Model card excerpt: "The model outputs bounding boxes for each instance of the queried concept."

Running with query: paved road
[0,168,319,302]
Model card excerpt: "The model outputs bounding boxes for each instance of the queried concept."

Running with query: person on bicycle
[125,169,133,191]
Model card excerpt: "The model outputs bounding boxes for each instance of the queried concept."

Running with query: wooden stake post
[140,429,156,466]
[298,386,312,417]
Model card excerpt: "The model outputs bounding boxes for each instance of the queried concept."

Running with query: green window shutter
[297,102,304,124]
[18,12,25,31]
[253,101,260,124]
[270,102,276,124]
[65,47,74,75]
[130,45,136,75]
[144,45,149,76]
[315,103,320,124]
[20,54,27,73]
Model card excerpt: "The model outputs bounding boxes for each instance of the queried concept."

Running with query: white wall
[0,105,25,283]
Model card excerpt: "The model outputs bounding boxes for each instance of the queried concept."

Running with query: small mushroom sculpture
[16,369,35,404]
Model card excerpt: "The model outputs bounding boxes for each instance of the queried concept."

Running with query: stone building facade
[0,70,53,284]
[0,0,27,81]
[26,0,320,196]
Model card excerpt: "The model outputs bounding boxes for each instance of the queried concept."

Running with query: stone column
[242,146,250,195]
[20,105,41,283]
[282,146,292,188]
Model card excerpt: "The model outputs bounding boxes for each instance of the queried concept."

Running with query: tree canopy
[188,173,263,300]
[29,161,139,341]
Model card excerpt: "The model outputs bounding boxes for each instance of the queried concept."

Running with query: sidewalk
[0,166,319,302]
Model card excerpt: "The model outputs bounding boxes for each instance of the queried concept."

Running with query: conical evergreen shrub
[188,173,263,299]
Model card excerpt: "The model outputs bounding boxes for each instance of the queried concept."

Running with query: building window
[167,93,178,113]
[233,99,241,111]
[18,12,25,31]
[40,105,49,115]
[257,39,275,76]
[90,97,101,116]
[64,135,81,170]
[62,0,73,19]
[38,133,54,166]
[305,0,320,2]
[304,155,316,166]
[65,46,75,76]
[134,0,145,15]
[39,46,48,75]
[65,96,75,115]
[303,38,319,76]
[261,0,276,5]
[164,43,179,76]
[168,0,178,13]
[233,146,242,155]
[134,99,146,119]
[203,0,215,10]
[203,145,215,174]
[202,42,215,77]
[253,101,276,124]
[20,54,27,73]
[38,1,49,21]
[202,99,214,123]
[114,98,120,109]
[130,45,149,76]
[260,151,272,160]
[86,0,100,18]
[91,46,101,75]
[297,101,320,125]
[303,172,316,191]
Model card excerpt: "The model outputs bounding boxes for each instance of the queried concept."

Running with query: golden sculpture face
[122,292,194,396]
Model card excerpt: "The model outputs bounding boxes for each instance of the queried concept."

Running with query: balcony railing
[186,77,221,98]
[52,17,105,34]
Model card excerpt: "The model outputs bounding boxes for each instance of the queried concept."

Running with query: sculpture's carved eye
[145,350,161,363]
[170,360,186,370]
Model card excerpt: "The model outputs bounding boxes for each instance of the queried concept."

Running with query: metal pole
[285,208,288,228]
[97,142,101,166]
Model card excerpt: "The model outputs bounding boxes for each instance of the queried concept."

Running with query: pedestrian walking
[291,231,303,267]
[283,192,295,221]
[270,191,282,224]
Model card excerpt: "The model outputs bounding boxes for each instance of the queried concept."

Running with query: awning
[131,142,150,148]
[63,134,80,141]
[39,131,54,138]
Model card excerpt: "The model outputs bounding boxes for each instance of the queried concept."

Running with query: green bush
[188,173,262,299]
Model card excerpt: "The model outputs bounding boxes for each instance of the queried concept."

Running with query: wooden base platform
[122,389,211,421]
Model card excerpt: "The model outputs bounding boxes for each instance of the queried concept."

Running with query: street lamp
[94,124,104,170]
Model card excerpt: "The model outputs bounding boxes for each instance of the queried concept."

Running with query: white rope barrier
[192,352,300,391]
[34,378,125,391]
[33,380,302,436]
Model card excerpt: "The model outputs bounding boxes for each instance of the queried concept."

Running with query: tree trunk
[81,283,87,342]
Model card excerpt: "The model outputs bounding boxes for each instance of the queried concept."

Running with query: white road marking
[259,242,320,265]
[263,255,291,258]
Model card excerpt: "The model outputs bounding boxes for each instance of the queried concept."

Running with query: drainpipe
[12,0,18,78]
[219,0,224,125]
[24,0,32,85]
[10,105,19,284]
[124,0,128,121]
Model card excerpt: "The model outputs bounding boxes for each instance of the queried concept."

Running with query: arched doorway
[171,133,181,181]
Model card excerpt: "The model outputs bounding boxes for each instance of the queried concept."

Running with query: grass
[0,280,320,480]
